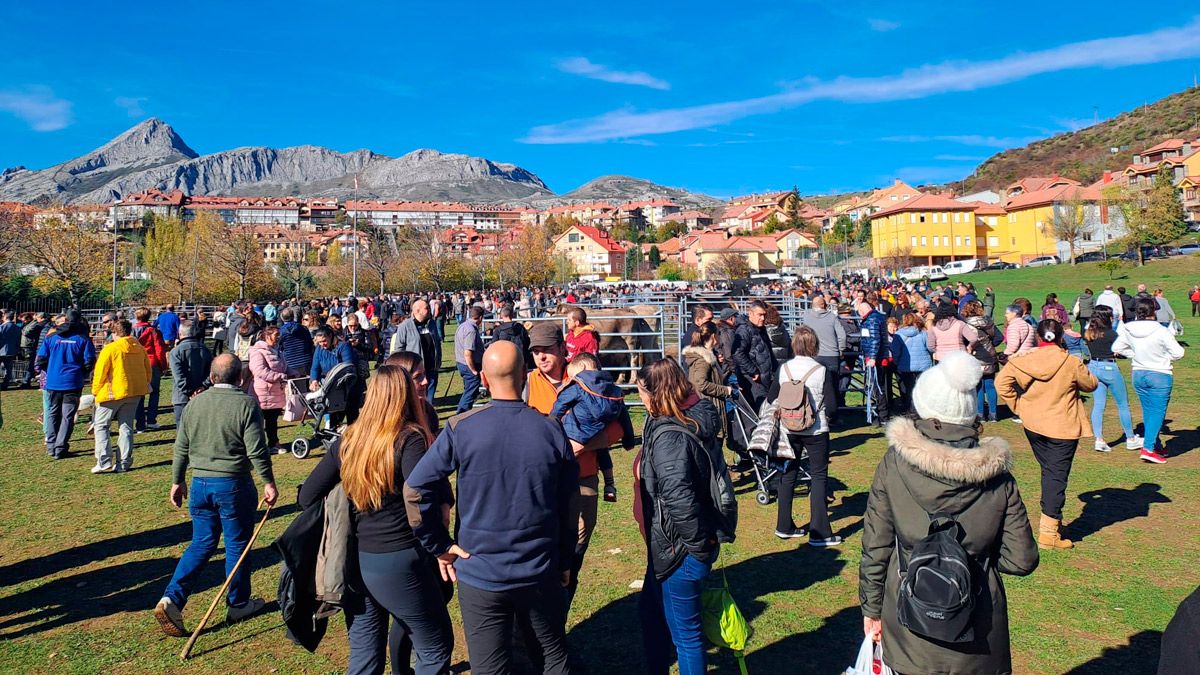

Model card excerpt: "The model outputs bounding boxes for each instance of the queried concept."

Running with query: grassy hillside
[960,87,1200,192]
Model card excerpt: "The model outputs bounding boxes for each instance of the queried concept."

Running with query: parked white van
[900,265,949,282]
[943,259,979,275]
[1025,255,1060,268]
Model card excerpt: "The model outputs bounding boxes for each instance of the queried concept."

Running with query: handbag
[846,636,893,675]
[701,555,751,675]
[1171,319,1184,337]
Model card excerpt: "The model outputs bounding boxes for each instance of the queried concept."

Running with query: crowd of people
[0,270,1192,674]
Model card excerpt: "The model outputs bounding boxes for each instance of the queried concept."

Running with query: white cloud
[0,86,71,131]
[556,57,670,90]
[883,134,1041,148]
[868,18,900,32]
[115,96,147,118]
[524,19,1200,144]
[934,154,988,162]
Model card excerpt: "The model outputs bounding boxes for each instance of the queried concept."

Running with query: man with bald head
[389,298,441,403]
[154,353,277,637]
[405,341,580,675]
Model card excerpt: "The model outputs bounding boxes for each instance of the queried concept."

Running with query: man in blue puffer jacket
[36,312,97,458]
[858,301,891,424]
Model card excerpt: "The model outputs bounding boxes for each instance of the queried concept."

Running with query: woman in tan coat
[681,323,731,447]
[996,318,1098,549]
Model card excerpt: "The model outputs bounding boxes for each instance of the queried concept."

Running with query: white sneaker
[90,464,115,474]
[1126,435,1144,450]
[1011,417,1023,425]
[154,597,187,637]
[1094,440,1112,453]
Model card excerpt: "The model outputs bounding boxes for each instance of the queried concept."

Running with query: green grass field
[0,257,1197,674]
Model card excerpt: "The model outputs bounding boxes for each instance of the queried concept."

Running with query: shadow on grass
[1068,483,1170,543]
[566,548,847,673]
[831,431,884,457]
[1063,629,1160,674]
[1163,425,1200,458]
[0,499,298,588]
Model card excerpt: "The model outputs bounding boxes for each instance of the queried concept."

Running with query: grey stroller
[288,363,359,459]
[729,390,809,506]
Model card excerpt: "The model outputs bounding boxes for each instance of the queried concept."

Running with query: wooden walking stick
[180,497,274,660]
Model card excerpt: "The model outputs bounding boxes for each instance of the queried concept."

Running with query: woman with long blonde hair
[298,365,452,675]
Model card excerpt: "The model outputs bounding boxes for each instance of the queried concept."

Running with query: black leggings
[1025,429,1078,519]
[262,408,281,448]
[778,432,833,538]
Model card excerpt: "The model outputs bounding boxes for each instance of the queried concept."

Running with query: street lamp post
[111,199,120,306]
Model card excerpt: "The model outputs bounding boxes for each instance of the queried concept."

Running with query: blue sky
[3,2,1200,198]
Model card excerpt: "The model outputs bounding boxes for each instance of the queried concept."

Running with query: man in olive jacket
[154,354,277,638]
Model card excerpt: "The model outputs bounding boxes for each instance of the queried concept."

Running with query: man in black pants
[405,340,580,675]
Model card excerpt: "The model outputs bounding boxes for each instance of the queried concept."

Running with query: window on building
[919,214,926,223]
[988,236,999,247]
[955,236,962,246]
[911,236,917,247]
[568,233,580,243]
[942,213,949,223]
[1011,237,1016,246]
[909,213,916,224]
[965,236,972,247]
[920,236,927,246]
[989,216,997,226]
[942,236,949,246]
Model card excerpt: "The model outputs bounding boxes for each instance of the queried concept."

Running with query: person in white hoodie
[775,325,841,547]
[1113,297,1185,464]
[1095,286,1125,327]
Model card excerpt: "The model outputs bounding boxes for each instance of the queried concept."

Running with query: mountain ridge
[0,120,719,208]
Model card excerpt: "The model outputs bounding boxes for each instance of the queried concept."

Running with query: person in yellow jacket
[91,319,152,474]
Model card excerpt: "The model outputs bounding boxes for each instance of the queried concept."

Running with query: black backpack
[895,477,982,643]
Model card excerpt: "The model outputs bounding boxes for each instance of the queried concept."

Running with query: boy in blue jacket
[550,353,636,502]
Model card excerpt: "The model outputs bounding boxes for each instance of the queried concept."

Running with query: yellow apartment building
[869,193,985,266]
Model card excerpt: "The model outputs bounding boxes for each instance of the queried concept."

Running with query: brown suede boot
[1038,513,1073,549]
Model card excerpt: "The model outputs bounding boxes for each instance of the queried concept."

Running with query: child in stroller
[287,362,358,459]
[550,353,637,502]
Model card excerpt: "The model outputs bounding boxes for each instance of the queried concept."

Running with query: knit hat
[912,351,983,426]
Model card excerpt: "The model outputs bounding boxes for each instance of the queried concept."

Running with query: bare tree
[358,224,398,295]
[1050,191,1093,265]
[211,220,265,299]
[17,214,111,305]
[0,204,31,273]
[707,252,752,280]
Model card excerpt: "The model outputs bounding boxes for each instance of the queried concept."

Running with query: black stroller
[287,363,359,459]
[728,389,809,506]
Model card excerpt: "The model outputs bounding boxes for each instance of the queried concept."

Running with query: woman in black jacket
[635,359,723,675]
[298,365,453,675]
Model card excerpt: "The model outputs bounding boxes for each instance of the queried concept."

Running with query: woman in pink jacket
[249,325,288,453]
[925,301,979,362]
[1003,304,1038,358]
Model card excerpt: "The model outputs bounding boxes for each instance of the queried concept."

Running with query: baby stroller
[287,363,359,459]
[728,389,808,506]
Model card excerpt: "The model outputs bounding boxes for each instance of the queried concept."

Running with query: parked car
[1162,246,1181,256]
[1074,251,1107,263]
[1187,222,1200,233]
[1025,255,1060,268]
[1179,243,1200,255]
[900,265,949,282]
[942,259,979,275]
[982,261,1019,271]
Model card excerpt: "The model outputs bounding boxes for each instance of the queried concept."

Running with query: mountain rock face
[0,120,723,208]
[0,119,553,204]
[550,175,723,209]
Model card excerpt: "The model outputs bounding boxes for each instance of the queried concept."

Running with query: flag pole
[352,174,359,297]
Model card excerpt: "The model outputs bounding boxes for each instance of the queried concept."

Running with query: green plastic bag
[702,565,751,675]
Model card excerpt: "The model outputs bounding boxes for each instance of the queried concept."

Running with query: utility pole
[352,174,359,297]
[111,199,120,306]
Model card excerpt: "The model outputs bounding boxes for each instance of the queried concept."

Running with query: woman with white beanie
[996,319,1098,550]
[860,351,1039,674]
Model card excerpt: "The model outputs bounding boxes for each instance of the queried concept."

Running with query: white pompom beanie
[912,351,984,426]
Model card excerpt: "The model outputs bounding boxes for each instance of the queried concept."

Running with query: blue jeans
[136,366,162,428]
[456,363,480,413]
[1088,361,1135,442]
[640,553,714,675]
[357,548,454,675]
[976,376,997,417]
[426,369,439,406]
[163,476,258,610]
[42,389,52,443]
[1132,370,1173,452]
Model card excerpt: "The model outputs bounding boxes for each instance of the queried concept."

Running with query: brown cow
[553,304,662,382]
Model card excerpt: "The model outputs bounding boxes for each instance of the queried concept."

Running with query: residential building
[617,199,681,230]
[869,193,983,266]
[832,179,922,223]
[956,189,1001,205]
[111,189,185,228]
[183,196,302,227]
[661,209,714,230]
[1003,176,1080,200]
[544,202,617,229]
[678,228,816,279]
[253,226,312,265]
[551,224,626,280]
[300,199,341,230]
[1003,185,1126,263]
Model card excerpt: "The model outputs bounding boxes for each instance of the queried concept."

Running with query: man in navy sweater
[36,312,96,458]
[405,340,580,675]
[277,307,314,377]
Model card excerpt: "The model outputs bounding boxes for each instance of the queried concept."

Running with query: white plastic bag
[1170,319,1184,337]
[846,636,893,675]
